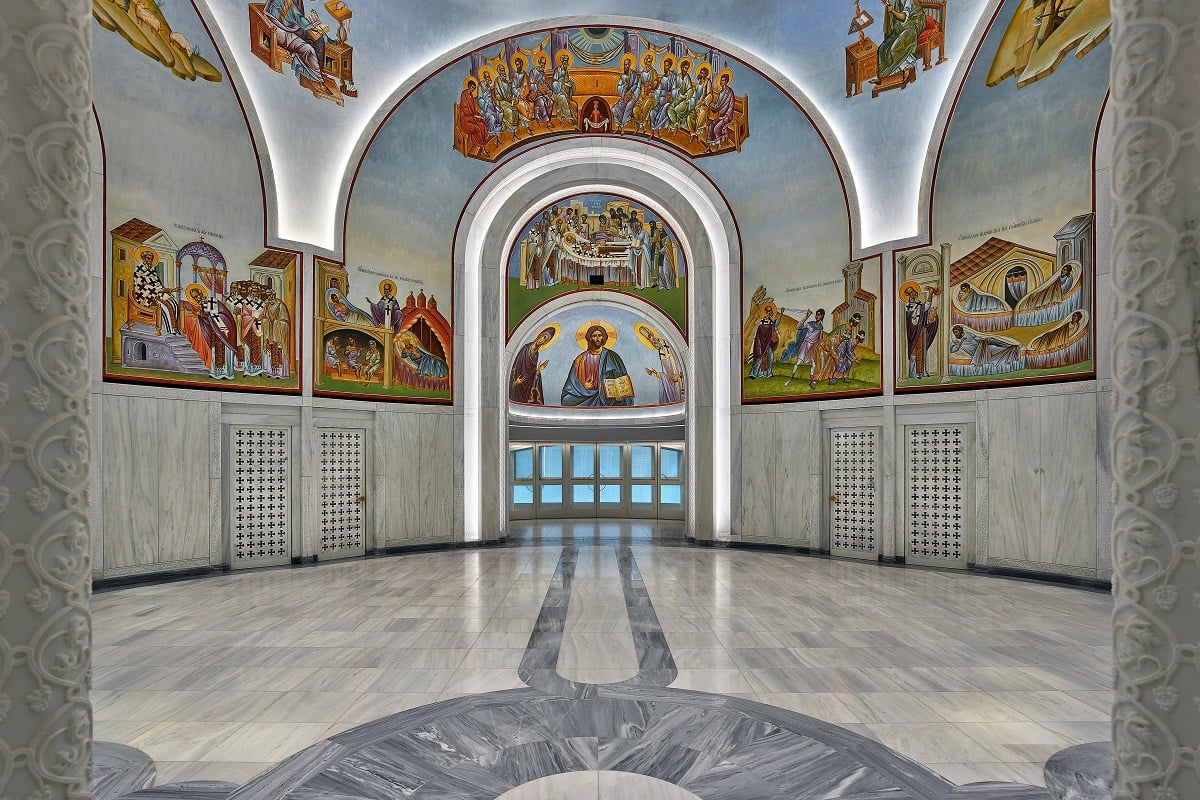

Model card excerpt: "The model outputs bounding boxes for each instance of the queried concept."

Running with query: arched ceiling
[191,0,1002,254]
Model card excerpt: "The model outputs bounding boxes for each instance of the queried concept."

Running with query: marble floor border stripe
[518,545,678,698]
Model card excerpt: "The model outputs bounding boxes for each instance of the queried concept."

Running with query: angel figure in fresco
[639,325,684,405]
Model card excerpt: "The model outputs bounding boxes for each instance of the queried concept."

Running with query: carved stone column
[1110,3,1200,799]
[0,2,94,799]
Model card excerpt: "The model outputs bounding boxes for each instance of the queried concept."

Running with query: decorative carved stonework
[1110,3,1200,798]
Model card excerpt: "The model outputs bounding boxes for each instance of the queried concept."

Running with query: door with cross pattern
[319,428,368,560]
[905,425,971,568]
[228,426,293,568]
[828,427,880,560]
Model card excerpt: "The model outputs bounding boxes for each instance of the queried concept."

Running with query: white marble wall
[732,382,1108,578]
[377,406,456,546]
[101,392,211,572]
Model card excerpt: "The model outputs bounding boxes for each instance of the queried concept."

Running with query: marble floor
[91,523,1113,796]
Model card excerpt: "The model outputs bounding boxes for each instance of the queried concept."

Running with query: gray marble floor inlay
[93,741,157,800]
[94,545,1058,800]
[519,546,677,697]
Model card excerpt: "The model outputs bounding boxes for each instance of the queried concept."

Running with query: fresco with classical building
[895,0,1107,391]
[454,27,748,163]
[742,257,882,402]
[509,304,684,411]
[507,194,686,340]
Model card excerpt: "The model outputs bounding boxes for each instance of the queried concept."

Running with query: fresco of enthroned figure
[453,27,749,162]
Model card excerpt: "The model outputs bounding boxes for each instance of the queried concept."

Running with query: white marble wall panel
[986,397,1040,564]
[420,412,455,541]
[737,413,777,538]
[1038,393,1098,569]
[378,410,422,543]
[774,409,816,544]
[157,398,211,563]
[102,394,161,568]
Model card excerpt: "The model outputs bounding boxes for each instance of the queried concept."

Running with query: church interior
[7,1,1191,799]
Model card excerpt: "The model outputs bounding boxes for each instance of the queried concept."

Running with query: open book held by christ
[603,375,635,401]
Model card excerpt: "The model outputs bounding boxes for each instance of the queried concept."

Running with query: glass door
[658,444,685,520]
[538,444,565,517]
[597,444,627,517]
[510,444,535,520]
[568,444,597,516]
[508,441,685,520]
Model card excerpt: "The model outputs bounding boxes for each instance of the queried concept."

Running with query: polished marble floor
[92,523,1112,793]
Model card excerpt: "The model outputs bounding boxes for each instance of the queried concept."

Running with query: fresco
[844,0,949,99]
[93,0,222,82]
[741,257,882,402]
[507,194,686,340]
[453,27,748,162]
[248,0,358,105]
[314,258,451,402]
[509,305,684,410]
[105,222,300,389]
[96,0,302,392]
[986,0,1110,89]
[897,0,1107,391]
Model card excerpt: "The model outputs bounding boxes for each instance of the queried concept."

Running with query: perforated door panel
[229,426,292,568]
[906,425,968,568]
[829,428,879,559]
[319,428,367,559]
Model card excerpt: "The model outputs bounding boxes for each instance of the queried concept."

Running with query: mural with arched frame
[506,193,687,340]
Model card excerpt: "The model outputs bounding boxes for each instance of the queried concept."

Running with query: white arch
[454,138,735,541]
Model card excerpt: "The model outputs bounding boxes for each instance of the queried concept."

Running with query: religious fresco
[894,215,1094,389]
[741,257,882,402]
[104,221,300,390]
[844,0,949,99]
[509,305,684,410]
[93,0,222,81]
[898,0,1107,391]
[454,27,748,162]
[507,194,686,340]
[313,258,452,402]
[986,0,1110,89]
[248,0,358,105]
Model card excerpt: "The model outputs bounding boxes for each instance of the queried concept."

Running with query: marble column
[1110,2,1200,799]
[0,2,94,799]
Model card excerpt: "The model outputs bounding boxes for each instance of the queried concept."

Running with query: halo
[620,52,635,70]
[510,52,527,70]
[660,53,676,71]
[717,67,734,85]
[378,279,397,297]
[576,320,617,349]
[555,49,573,67]
[761,301,778,318]
[678,57,693,73]
[635,322,663,350]
[134,245,159,265]
[184,283,208,301]
[696,61,713,78]
[463,75,479,92]
[533,323,561,349]
[899,281,921,299]
[488,57,507,77]
[532,50,550,66]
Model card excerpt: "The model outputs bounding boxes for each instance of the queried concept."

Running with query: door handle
[830,495,840,503]
[357,495,367,503]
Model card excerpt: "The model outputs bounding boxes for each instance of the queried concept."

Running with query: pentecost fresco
[454,27,749,162]
[507,194,687,340]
